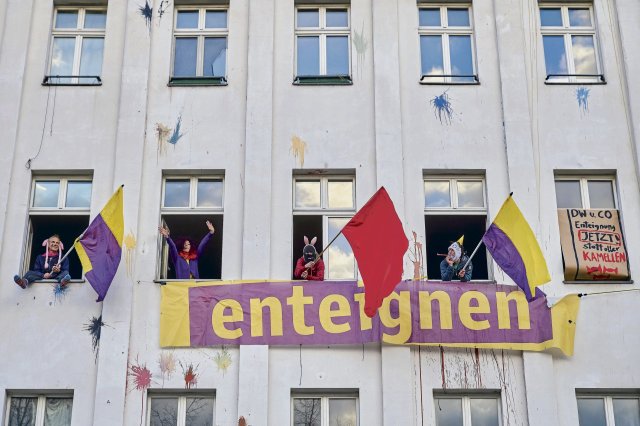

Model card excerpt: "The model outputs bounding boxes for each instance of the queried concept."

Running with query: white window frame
[5,393,74,426]
[161,176,225,213]
[554,176,618,209]
[423,176,487,215]
[418,4,477,84]
[576,393,640,426]
[539,4,603,83]
[147,393,215,426]
[292,176,357,280]
[291,394,359,426]
[172,6,228,79]
[294,6,351,77]
[48,7,106,83]
[434,393,502,426]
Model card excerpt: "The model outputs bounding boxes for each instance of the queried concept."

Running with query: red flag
[342,187,408,317]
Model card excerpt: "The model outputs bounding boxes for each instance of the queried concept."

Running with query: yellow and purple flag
[482,195,550,300]
[74,186,124,301]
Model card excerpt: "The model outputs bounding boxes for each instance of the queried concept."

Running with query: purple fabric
[482,223,533,300]
[187,280,553,346]
[166,232,212,279]
[79,215,122,301]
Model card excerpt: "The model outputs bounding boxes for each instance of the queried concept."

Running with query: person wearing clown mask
[294,236,325,281]
[13,234,71,289]
[440,236,473,282]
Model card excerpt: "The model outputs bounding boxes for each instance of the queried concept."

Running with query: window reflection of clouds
[569,8,591,27]
[34,181,60,207]
[420,35,443,75]
[424,181,450,207]
[328,181,353,209]
[51,38,75,74]
[328,218,355,279]
[457,181,483,207]
[542,36,568,75]
[197,180,223,208]
[612,399,640,425]
[572,36,597,75]
[295,181,321,208]
[66,181,92,208]
[470,398,499,426]
[329,399,357,426]
[164,180,190,207]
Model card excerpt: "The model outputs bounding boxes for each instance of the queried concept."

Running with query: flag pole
[461,239,483,271]
[315,230,344,259]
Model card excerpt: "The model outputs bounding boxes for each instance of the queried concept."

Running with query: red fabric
[178,251,198,261]
[342,187,408,317]
[294,257,325,281]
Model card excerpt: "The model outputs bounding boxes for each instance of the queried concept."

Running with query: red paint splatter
[128,363,152,391]
[182,363,198,389]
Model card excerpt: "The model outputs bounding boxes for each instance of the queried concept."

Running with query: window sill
[426,279,497,284]
[32,279,85,284]
[293,75,353,86]
[419,75,479,85]
[42,76,102,86]
[168,76,227,86]
[544,74,606,85]
[563,280,633,285]
[153,279,222,285]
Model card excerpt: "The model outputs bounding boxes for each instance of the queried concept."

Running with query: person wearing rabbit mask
[14,234,71,289]
[294,236,325,281]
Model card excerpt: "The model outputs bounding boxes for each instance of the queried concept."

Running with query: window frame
[147,391,215,426]
[423,176,487,215]
[539,3,605,84]
[294,6,352,85]
[417,4,478,85]
[433,392,502,426]
[576,393,640,426]
[45,7,106,86]
[170,6,229,86]
[5,392,74,426]
[554,176,618,209]
[290,393,359,426]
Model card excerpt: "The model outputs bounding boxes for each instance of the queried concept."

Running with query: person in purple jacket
[158,221,215,279]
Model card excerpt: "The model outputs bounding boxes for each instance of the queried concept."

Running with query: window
[577,394,640,426]
[539,4,604,83]
[418,5,477,84]
[148,393,215,426]
[6,393,73,426]
[25,177,92,280]
[45,7,106,85]
[555,177,616,209]
[291,393,358,426]
[292,176,356,280]
[424,176,488,279]
[294,6,352,84]
[434,393,501,426]
[159,176,224,279]
[170,7,228,85]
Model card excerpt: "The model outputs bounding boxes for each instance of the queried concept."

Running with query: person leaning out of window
[440,236,473,282]
[158,221,215,280]
[14,234,71,289]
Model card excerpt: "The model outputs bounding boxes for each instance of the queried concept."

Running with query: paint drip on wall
[139,1,153,30]
[352,23,368,78]
[155,123,171,157]
[52,282,69,302]
[128,358,153,426]
[408,231,425,281]
[158,352,176,387]
[124,230,137,278]
[290,136,307,168]
[576,87,590,114]
[158,0,171,21]
[214,348,232,374]
[180,361,199,389]
[168,115,184,145]
[84,315,105,362]
[431,91,454,124]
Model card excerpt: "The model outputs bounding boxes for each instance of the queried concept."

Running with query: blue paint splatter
[53,282,69,302]
[84,315,105,361]
[168,115,184,145]
[430,91,454,124]
[139,1,153,29]
[576,87,590,113]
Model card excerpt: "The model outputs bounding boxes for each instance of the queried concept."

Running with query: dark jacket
[440,255,473,282]
[166,232,213,279]
[34,253,69,278]
[294,257,325,281]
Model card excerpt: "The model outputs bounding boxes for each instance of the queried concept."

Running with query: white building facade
[1,0,640,425]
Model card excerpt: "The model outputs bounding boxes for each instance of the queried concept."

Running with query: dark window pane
[470,398,499,426]
[577,398,607,426]
[419,8,441,27]
[293,398,321,426]
[588,181,615,209]
[297,9,319,28]
[203,37,227,77]
[8,397,37,426]
[555,180,582,208]
[185,397,214,426]
[449,35,474,81]
[420,35,444,75]
[613,399,640,426]
[543,35,568,76]
[569,8,592,27]
[326,9,348,27]
[205,10,227,28]
[326,36,349,75]
[572,36,597,75]
[164,180,190,207]
[84,11,106,29]
[173,38,198,77]
[44,398,73,426]
[66,181,92,208]
[79,38,104,76]
[434,398,463,426]
[55,10,78,29]
[540,8,563,27]
[149,398,179,426]
[329,399,357,426]
[177,11,199,29]
[447,8,470,27]
[297,36,320,76]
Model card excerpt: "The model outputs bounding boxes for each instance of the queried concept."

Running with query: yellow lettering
[418,291,453,329]
[250,297,284,337]
[496,291,531,330]
[354,292,373,331]
[458,291,490,331]
[319,294,352,334]
[286,286,315,335]
[212,299,243,339]
[379,291,412,344]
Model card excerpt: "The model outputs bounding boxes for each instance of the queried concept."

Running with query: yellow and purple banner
[160,280,580,356]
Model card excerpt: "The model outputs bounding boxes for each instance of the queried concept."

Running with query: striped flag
[74,186,124,301]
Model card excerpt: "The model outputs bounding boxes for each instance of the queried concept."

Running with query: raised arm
[197,221,215,257]
[159,226,178,264]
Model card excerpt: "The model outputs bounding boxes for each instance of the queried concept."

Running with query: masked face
[303,245,317,263]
